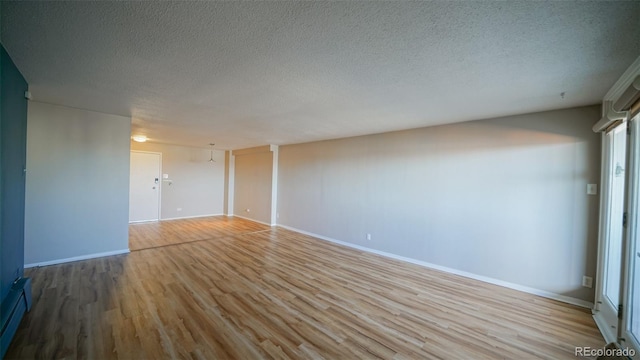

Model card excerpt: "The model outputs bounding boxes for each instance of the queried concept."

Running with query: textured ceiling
[2,1,639,150]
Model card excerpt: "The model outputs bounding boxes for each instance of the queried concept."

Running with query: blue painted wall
[1,44,28,301]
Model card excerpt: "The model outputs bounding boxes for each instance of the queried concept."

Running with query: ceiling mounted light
[208,143,215,163]
[132,135,147,143]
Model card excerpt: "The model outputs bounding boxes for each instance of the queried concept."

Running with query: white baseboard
[233,214,274,227]
[277,224,594,309]
[129,213,226,224]
[160,213,225,221]
[25,249,130,268]
[129,219,157,224]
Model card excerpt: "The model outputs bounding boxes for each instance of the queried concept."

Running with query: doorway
[621,115,640,356]
[596,123,628,340]
[595,114,640,358]
[129,151,161,222]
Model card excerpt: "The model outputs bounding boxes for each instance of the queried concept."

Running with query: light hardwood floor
[129,216,270,250]
[7,217,604,359]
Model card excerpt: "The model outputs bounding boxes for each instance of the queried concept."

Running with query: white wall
[224,151,235,216]
[233,146,273,224]
[25,102,130,265]
[130,142,225,220]
[277,106,601,303]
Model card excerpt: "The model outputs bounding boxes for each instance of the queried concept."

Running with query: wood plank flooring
[129,216,270,250]
[6,217,604,359]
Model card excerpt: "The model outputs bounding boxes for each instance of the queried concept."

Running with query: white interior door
[129,151,161,222]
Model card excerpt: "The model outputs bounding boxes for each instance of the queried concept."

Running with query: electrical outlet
[177,208,182,212]
[366,233,372,241]
[582,276,593,288]
[246,208,251,212]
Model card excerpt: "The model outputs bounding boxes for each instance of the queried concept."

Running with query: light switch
[587,184,597,195]
[163,174,169,179]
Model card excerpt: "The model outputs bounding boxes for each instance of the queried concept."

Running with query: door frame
[621,116,640,358]
[594,117,640,358]
[129,150,162,223]
[594,124,628,343]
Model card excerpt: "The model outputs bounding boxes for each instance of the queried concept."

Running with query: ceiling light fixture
[132,135,147,143]
[208,143,215,163]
